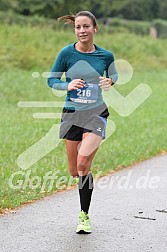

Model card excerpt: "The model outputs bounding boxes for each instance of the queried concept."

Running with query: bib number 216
[77,89,91,97]
[70,83,98,103]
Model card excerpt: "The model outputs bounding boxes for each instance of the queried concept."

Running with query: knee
[77,157,91,175]
[70,171,79,177]
[68,165,78,177]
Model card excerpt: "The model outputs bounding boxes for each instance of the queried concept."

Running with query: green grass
[0,23,167,210]
[0,23,167,71]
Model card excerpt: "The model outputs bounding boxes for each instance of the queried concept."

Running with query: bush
[0,10,67,30]
[100,18,150,36]
[151,19,167,38]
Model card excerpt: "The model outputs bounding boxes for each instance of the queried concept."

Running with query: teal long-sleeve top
[48,42,118,110]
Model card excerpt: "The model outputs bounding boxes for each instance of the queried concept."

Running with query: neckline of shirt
[73,42,98,54]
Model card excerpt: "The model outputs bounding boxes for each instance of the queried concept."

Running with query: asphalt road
[0,154,167,252]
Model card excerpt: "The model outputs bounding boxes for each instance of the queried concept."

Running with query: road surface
[0,154,167,252]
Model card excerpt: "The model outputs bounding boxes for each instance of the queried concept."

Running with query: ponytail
[58,11,97,27]
[57,13,75,25]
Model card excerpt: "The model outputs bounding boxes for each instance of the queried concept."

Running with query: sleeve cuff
[52,82,69,91]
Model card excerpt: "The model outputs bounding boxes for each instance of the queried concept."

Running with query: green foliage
[159,1,167,20]
[1,10,167,40]
[0,0,91,18]
[101,18,150,36]
[0,0,166,21]
[151,19,167,38]
[109,0,167,21]
[111,0,161,20]
[0,0,63,17]
[0,0,13,11]
[0,10,69,32]
[0,22,167,72]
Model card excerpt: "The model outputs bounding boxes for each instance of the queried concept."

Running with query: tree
[0,0,166,21]
[159,1,167,20]
[0,0,13,11]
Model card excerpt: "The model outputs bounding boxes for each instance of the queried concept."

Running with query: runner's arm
[47,50,69,90]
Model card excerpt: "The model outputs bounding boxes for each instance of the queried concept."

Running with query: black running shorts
[59,103,109,141]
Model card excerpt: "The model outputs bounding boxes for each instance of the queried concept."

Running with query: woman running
[48,11,118,234]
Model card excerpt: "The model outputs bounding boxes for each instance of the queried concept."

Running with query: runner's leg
[77,132,102,213]
[65,139,81,177]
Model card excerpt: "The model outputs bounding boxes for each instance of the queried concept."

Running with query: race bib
[70,83,98,103]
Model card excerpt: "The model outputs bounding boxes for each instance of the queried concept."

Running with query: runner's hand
[98,77,112,91]
[68,79,85,91]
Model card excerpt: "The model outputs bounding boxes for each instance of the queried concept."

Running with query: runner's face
[74,16,95,44]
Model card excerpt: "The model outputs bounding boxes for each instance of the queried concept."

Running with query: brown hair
[58,11,97,27]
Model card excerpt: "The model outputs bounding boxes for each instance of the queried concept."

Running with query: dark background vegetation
[1,0,167,20]
[0,0,167,38]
